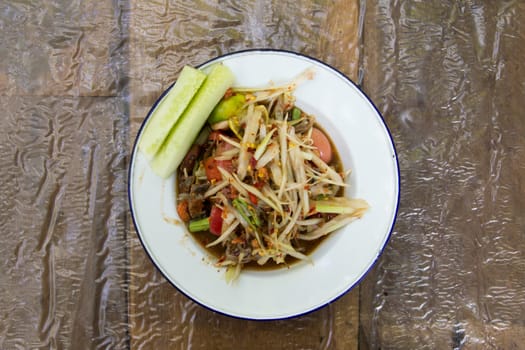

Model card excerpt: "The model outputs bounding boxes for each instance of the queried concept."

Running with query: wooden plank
[128,1,362,349]
[318,0,361,82]
[317,2,361,350]
[0,0,121,97]
[0,95,129,349]
[357,1,525,349]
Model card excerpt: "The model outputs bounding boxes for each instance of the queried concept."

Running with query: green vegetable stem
[188,217,210,232]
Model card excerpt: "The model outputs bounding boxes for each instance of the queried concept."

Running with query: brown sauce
[189,229,332,270]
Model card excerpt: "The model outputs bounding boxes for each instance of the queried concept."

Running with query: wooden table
[1,0,524,348]
[128,1,362,349]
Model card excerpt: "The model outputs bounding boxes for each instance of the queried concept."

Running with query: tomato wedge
[204,157,234,182]
[176,200,190,222]
[209,206,223,236]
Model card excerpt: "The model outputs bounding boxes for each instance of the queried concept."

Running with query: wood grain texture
[318,0,360,82]
[359,1,525,349]
[128,0,361,349]
[0,0,125,97]
[0,1,130,348]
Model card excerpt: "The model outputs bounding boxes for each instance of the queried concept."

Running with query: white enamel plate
[129,50,400,320]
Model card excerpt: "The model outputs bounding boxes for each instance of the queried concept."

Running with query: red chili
[249,156,257,169]
[248,192,258,205]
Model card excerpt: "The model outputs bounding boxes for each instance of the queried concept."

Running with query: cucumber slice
[151,64,235,178]
[139,66,206,160]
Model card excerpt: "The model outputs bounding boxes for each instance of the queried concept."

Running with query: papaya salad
[173,69,369,281]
